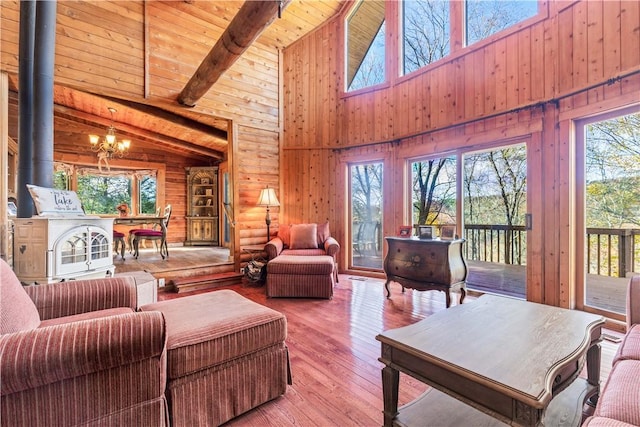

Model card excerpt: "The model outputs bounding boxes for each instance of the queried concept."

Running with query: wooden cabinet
[384,237,467,308]
[185,167,219,246]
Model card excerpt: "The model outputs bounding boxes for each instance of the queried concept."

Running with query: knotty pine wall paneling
[281,0,640,308]
[1,1,146,98]
[236,124,280,250]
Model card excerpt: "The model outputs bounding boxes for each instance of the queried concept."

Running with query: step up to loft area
[170,271,244,293]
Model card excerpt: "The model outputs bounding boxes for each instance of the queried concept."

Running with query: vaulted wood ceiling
[5,0,345,161]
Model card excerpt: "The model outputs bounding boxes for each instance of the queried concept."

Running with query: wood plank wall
[0,1,283,256]
[281,0,640,309]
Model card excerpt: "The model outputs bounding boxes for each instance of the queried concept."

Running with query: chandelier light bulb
[88,107,131,169]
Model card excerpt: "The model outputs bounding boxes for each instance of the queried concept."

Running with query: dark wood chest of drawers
[384,237,468,308]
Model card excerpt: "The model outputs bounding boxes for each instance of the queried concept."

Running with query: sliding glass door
[462,144,528,298]
[577,108,640,320]
[350,162,383,270]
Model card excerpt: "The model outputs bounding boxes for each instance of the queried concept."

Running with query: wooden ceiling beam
[178,0,289,107]
[99,94,228,141]
[54,109,224,159]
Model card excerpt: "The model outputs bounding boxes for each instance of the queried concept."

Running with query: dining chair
[113,230,126,260]
[127,206,162,252]
[131,205,172,259]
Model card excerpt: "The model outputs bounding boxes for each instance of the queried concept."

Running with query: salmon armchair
[0,259,168,426]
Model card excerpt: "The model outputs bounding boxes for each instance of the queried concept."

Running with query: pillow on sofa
[278,224,291,247]
[290,223,319,249]
[317,222,330,245]
[0,259,41,334]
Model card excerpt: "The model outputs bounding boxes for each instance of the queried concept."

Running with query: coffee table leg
[586,342,601,387]
[382,365,399,427]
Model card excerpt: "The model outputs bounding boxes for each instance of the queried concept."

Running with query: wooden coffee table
[376,295,605,426]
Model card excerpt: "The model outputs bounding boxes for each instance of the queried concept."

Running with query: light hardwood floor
[158,275,622,427]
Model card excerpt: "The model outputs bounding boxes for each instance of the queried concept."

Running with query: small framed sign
[397,225,412,238]
[418,225,433,240]
[440,225,456,240]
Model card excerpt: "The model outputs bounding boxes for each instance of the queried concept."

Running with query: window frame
[343,1,547,90]
[344,0,389,94]
[53,160,166,217]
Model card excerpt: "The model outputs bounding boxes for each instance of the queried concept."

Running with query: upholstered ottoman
[140,290,289,426]
[266,255,335,298]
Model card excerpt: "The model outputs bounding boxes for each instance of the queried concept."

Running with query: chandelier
[89,107,131,161]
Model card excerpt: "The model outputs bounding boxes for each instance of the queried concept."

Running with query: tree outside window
[346,0,386,92]
[465,0,538,46]
[54,165,157,216]
[403,0,450,75]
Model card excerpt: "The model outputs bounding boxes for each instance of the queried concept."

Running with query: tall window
[346,0,386,92]
[350,162,383,269]
[465,0,538,46]
[54,164,157,215]
[463,145,527,269]
[579,110,640,317]
[410,156,457,234]
[138,175,157,214]
[402,0,451,75]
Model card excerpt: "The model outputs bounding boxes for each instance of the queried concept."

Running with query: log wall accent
[1,1,285,260]
[281,0,640,310]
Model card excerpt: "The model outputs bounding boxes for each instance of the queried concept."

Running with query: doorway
[349,161,384,270]
[462,143,528,298]
[576,107,640,320]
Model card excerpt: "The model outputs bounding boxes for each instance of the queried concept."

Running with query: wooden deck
[353,255,628,315]
[466,260,629,315]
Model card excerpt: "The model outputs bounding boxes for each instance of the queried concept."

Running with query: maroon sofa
[1,258,290,426]
[582,275,640,427]
[0,259,168,426]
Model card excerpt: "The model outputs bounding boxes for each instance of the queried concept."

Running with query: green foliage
[585,113,640,228]
[77,175,131,215]
[139,176,157,214]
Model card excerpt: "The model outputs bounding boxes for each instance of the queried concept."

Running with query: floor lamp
[257,187,280,242]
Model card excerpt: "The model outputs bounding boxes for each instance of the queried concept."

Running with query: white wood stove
[12,217,115,284]
[12,185,115,284]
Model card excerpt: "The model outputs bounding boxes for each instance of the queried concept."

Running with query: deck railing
[586,228,640,278]
[462,224,640,278]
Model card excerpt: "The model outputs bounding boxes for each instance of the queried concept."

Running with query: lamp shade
[257,187,280,207]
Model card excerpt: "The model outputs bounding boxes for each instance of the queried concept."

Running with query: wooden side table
[115,270,158,308]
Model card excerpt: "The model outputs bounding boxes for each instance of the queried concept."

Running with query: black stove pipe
[32,0,57,190]
[17,0,35,218]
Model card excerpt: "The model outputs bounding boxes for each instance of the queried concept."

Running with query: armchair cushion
[277,224,291,247]
[0,259,40,334]
[317,221,330,245]
[289,223,318,249]
[276,222,332,249]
